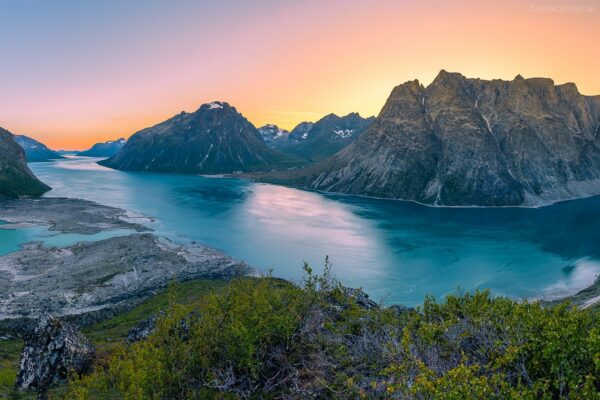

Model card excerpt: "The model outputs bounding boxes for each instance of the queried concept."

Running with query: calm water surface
[9,156,599,306]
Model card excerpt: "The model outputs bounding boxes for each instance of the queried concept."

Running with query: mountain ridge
[273,113,374,161]
[257,71,600,207]
[14,135,63,162]
[100,102,304,173]
[77,138,126,158]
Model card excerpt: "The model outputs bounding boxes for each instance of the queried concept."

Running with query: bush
[66,264,600,399]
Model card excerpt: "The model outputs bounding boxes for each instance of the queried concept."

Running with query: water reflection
[27,157,600,306]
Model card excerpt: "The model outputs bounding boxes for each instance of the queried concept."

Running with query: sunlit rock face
[0,128,50,198]
[272,71,600,206]
[100,102,302,174]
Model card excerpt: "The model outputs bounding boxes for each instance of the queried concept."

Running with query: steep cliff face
[0,128,51,199]
[269,71,600,206]
[276,113,374,162]
[100,102,302,173]
[14,135,63,162]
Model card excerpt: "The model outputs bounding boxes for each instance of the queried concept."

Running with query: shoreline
[0,197,255,334]
[1,195,598,336]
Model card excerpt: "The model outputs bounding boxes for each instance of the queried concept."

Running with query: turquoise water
[0,220,137,256]
[0,222,50,255]
[12,156,600,306]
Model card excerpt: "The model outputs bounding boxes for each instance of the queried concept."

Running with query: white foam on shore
[540,258,600,300]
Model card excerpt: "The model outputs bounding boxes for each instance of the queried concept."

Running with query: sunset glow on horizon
[1,0,599,150]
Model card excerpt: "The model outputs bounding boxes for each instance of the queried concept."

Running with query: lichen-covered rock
[127,311,198,343]
[16,315,95,392]
[127,313,161,343]
[339,287,379,309]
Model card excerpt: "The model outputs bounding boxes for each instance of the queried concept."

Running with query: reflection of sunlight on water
[541,258,600,300]
[53,156,113,171]
[28,157,600,306]
[243,183,383,262]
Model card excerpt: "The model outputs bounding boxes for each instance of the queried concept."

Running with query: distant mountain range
[0,128,51,198]
[259,71,600,207]
[100,102,304,173]
[13,135,63,162]
[258,125,290,146]
[77,138,126,158]
[273,113,374,162]
[5,71,599,207]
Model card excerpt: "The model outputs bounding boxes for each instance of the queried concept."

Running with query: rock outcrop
[262,71,600,206]
[16,315,95,393]
[77,137,126,158]
[0,128,51,199]
[0,233,253,332]
[13,135,63,162]
[127,313,161,343]
[100,102,303,173]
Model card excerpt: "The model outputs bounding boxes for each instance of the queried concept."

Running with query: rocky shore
[0,198,255,334]
[0,197,149,234]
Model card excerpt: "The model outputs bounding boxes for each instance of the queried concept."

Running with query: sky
[1,0,599,150]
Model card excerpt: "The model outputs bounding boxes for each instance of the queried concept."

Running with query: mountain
[13,135,63,162]
[0,128,51,199]
[77,138,126,158]
[288,121,314,143]
[258,125,290,146]
[100,102,303,173]
[261,71,600,207]
[276,113,374,161]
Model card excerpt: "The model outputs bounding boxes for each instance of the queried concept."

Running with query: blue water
[0,220,137,257]
[6,156,599,306]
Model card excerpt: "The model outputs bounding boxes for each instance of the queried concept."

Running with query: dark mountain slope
[276,113,374,161]
[0,128,51,199]
[14,135,63,162]
[100,102,303,173]
[77,138,126,158]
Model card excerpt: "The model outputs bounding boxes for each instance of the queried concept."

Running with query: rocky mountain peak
[197,101,231,112]
[431,69,467,87]
[264,72,600,206]
[100,102,302,173]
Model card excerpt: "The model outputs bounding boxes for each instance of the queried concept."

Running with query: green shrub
[66,267,600,399]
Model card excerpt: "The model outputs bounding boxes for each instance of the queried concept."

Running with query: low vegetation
[64,262,599,399]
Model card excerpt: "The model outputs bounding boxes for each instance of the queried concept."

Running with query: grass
[0,279,227,399]
[82,279,227,351]
[0,338,24,399]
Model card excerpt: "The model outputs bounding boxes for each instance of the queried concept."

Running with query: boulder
[16,315,95,393]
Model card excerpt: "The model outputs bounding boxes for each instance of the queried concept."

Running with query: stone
[16,315,95,393]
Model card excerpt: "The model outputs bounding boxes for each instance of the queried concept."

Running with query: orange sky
[1,0,599,150]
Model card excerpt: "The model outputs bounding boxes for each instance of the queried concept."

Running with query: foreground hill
[77,138,126,158]
[56,269,598,399]
[100,102,303,173]
[13,135,63,162]
[276,113,374,161]
[262,71,600,206]
[0,128,50,198]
